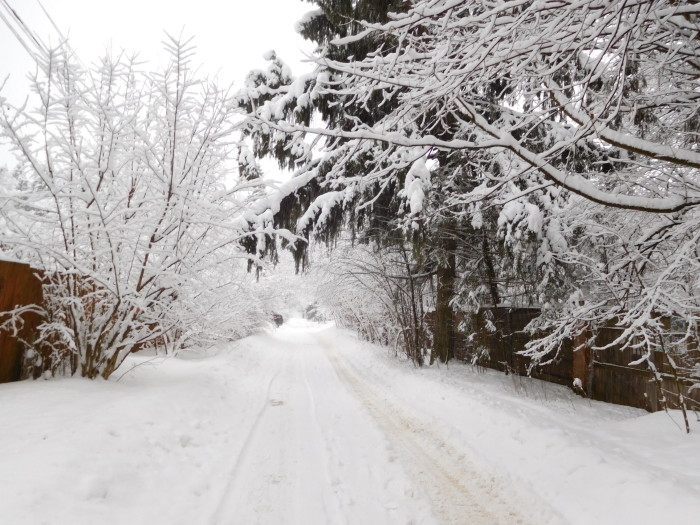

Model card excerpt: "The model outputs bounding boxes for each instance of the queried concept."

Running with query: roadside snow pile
[0,337,277,525]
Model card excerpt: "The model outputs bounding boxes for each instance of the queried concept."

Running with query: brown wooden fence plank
[0,260,43,383]
[458,307,700,413]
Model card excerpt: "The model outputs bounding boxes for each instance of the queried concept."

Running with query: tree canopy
[239,0,699,369]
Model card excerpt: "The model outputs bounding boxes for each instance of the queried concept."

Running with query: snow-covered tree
[313,238,432,364]
[239,0,699,376]
[0,37,268,378]
[236,0,412,271]
[238,0,495,364]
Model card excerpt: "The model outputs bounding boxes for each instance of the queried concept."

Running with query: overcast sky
[0,0,315,170]
[1,0,314,105]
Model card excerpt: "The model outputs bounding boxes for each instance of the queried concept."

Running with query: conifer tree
[237,0,557,364]
[238,0,445,362]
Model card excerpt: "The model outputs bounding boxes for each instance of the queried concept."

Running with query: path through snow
[1,319,698,525]
[210,321,537,525]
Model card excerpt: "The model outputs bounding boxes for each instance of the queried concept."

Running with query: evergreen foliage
[240,0,699,375]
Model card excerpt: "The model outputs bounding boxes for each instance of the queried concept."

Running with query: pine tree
[239,0,490,364]
[238,0,543,364]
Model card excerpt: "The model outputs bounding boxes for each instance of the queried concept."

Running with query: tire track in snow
[297,350,348,525]
[208,366,282,525]
[208,336,348,525]
[325,346,533,525]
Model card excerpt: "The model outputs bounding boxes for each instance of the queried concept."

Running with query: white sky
[1,0,314,104]
[0,0,315,171]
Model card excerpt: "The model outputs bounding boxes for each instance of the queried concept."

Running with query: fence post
[572,321,593,396]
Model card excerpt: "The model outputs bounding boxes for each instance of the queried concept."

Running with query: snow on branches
[237,0,699,369]
[0,36,270,378]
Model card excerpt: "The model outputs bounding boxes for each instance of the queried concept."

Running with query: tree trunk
[401,244,423,366]
[431,233,456,364]
[482,230,500,306]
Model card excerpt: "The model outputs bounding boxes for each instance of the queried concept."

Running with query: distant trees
[240,0,699,370]
[0,37,268,378]
[315,238,432,364]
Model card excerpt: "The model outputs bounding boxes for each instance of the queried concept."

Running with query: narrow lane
[210,321,537,525]
[210,340,346,525]
[2,319,694,525]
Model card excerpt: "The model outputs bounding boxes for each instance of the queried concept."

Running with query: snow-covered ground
[1,319,698,525]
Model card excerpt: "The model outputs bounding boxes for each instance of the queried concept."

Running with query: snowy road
[209,322,533,525]
[2,319,698,525]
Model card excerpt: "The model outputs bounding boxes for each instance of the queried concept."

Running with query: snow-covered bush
[0,37,267,378]
[312,241,431,364]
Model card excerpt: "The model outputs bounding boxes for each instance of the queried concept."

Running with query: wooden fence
[1,260,179,382]
[591,327,700,412]
[466,307,573,386]
[462,307,700,413]
[0,259,43,383]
